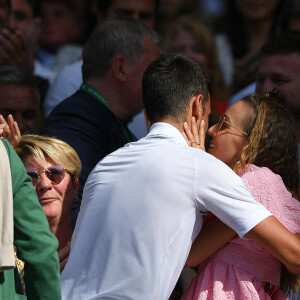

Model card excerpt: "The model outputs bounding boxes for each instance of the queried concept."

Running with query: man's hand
[0,28,34,73]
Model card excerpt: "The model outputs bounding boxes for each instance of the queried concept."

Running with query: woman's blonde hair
[14,134,82,178]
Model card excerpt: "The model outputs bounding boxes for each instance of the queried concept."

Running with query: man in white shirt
[61,54,300,300]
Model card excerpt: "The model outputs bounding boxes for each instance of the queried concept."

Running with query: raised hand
[182,117,206,151]
[0,28,34,73]
[0,114,21,147]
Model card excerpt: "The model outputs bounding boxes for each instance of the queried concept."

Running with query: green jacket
[0,139,61,300]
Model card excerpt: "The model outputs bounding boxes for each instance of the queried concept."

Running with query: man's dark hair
[261,32,300,56]
[143,54,210,123]
[82,16,161,81]
[0,65,40,101]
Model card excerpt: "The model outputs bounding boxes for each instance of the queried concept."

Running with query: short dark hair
[261,32,300,56]
[82,16,161,81]
[0,65,40,101]
[142,54,210,123]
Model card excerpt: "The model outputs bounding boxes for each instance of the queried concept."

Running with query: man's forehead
[259,53,300,73]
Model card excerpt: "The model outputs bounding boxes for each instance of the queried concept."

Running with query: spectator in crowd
[215,0,284,94]
[0,117,82,272]
[0,0,35,74]
[0,66,42,134]
[61,54,300,299]
[163,14,228,116]
[156,0,197,36]
[8,0,53,79]
[40,17,161,228]
[0,138,61,299]
[36,0,83,74]
[14,135,81,257]
[97,0,157,29]
[279,0,300,33]
[256,33,300,153]
[182,91,300,299]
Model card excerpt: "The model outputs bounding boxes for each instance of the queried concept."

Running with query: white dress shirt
[61,123,272,300]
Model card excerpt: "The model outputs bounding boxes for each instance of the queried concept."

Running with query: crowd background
[0,0,299,299]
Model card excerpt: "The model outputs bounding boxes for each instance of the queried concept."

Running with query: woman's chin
[43,205,62,221]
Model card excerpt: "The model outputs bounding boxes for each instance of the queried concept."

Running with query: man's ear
[112,56,127,82]
[192,94,203,121]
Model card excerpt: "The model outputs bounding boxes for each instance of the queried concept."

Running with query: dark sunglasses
[27,165,66,185]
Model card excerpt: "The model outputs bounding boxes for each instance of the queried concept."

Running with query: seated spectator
[0,65,42,134]
[0,138,61,299]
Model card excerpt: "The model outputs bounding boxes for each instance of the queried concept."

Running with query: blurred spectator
[156,0,197,36]
[0,0,35,73]
[198,0,227,27]
[0,0,9,29]
[229,0,300,107]
[256,33,300,148]
[36,0,83,73]
[97,0,157,29]
[279,0,300,33]
[215,0,284,94]
[7,0,55,104]
[0,66,42,134]
[163,15,228,116]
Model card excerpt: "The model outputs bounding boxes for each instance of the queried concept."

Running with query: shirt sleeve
[194,152,272,237]
[2,139,61,300]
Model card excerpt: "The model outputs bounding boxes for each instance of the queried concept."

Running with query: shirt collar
[146,122,188,146]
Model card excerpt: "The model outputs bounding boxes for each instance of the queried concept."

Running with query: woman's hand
[182,117,206,151]
[0,114,21,148]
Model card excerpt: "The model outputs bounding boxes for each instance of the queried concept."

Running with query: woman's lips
[39,198,56,204]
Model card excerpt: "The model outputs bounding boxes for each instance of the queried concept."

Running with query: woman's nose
[208,124,217,137]
[35,173,52,191]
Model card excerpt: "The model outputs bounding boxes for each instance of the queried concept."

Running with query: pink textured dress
[182,165,300,300]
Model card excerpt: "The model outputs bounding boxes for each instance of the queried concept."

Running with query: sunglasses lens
[27,170,39,184]
[46,166,65,184]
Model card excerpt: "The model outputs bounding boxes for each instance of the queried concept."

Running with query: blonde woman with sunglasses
[182,92,300,299]
[14,134,81,272]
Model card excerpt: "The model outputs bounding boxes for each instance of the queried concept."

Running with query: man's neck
[85,79,131,122]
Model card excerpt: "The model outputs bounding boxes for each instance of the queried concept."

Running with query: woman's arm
[186,215,236,267]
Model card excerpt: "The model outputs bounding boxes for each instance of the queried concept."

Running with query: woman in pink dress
[182,92,300,299]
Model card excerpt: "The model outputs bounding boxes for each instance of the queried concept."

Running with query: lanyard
[80,83,136,142]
